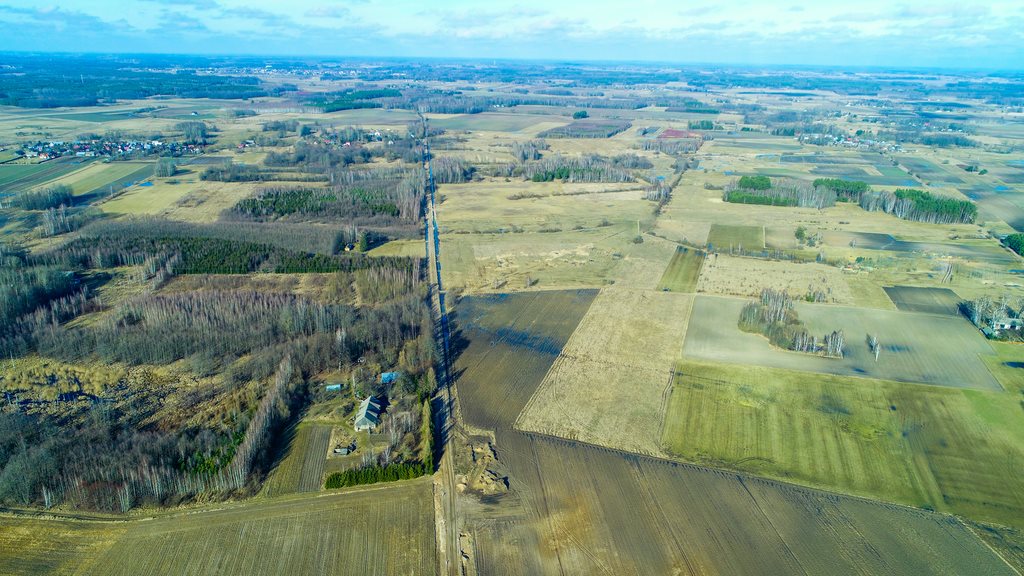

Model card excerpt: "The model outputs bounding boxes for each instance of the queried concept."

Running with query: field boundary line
[517,429,1010,541]
[963,521,1024,576]
[511,290,601,433]
[0,476,434,526]
[657,291,696,451]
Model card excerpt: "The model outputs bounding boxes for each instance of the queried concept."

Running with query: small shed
[380,371,401,384]
[354,396,383,431]
[324,383,343,392]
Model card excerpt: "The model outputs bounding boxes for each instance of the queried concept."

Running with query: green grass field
[663,359,1024,528]
[655,246,704,292]
[0,150,21,163]
[706,223,765,251]
[0,160,94,194]
[46,111,142,123]
[43,161,154,196]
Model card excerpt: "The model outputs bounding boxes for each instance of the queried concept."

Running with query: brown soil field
[884,285,963,316]
[468,431,1015,576]
[451,289,598,432]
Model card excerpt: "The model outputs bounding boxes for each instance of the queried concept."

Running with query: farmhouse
[993,318,1023,331]
[354,396,383,431]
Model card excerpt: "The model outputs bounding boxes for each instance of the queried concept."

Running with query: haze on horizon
[0,0,1022,70]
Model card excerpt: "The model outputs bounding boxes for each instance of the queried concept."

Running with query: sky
[0,1,1022,70]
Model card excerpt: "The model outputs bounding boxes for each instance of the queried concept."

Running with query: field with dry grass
[515,287,692,455]
[452,289,597,432]
[696,253,855,303]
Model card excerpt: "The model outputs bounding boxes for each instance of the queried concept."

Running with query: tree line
[859,188,976,224]
[488,154,637,183]
[723,176,836,209]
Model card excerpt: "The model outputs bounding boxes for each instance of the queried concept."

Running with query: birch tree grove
[739,289,844,357]
[723,177,837,209]
[859,189,976,224]
[226,355,294,488]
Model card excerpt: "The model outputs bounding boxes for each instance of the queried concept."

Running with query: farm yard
[683,295,1003,390]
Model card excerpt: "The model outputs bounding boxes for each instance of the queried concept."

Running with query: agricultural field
[655,246,704,292]
[696,253,855,303]
[516,287,692,454]
[451,289,597,432]
[537,118,632,138]
[439,224,678,294]
[662,359,1024,528]
[7,54,1024,574]
[99,178,259,221]
[450,284,1014,575]
[0,481,436,576]
[0,158,94,194]
[430,112,567,133]
[436,179,652,234]
[705,223,764,251]
[883,285,963,315]
[261,423,332,496]
[0,515,127,576]
[683,295,1002,390]
[466,430,1015,576]
[40,161,154,197]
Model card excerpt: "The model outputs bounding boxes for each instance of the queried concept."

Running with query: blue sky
[1,1,1022,69]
